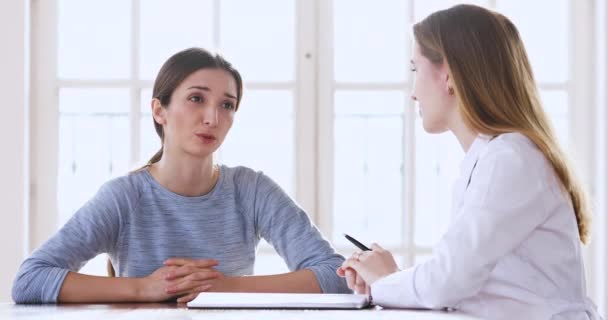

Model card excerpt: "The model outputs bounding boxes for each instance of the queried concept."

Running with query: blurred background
[1,0,606,314]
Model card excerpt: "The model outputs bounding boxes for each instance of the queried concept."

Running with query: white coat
[371,133,602,320]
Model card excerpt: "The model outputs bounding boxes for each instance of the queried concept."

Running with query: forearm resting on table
[214,269,321,293]
[58,272,146,303]
[58,269,322,303]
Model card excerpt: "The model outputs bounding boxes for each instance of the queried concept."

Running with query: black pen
[343,233,371,251]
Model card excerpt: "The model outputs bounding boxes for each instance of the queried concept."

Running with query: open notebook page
[188,293,370,309]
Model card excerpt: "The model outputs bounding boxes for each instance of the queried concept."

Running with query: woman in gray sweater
[12,48,349,304]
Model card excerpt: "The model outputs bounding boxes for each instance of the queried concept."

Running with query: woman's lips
[196,133,217,144]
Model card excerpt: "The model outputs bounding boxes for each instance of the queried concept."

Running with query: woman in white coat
[338,4,601,320]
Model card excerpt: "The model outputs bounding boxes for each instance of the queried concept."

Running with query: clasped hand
[141,257,224,303]
[336,243,400,294]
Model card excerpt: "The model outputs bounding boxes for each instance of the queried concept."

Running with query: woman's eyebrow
[187,86,236,100]
[187,86,210,91]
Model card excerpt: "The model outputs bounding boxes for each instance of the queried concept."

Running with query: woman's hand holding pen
[337,244,400,293]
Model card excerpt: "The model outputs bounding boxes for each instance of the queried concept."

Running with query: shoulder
[220,165,278,190]
[220,165,260,190]
[106,170,146,193]
[474,132,559,196]
[95,170,147,207]
[480,132,548,173]
[220,165,289,206]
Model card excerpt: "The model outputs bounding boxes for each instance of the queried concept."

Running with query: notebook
[187,292,371,309]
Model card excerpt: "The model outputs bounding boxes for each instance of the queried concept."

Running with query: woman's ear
[444,73,454,96]
[151,98,166,125]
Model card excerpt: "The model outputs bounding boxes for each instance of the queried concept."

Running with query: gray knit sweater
[12,165,349,303]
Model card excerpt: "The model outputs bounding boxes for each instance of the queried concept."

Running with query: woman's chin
[422,122,449,134]
[185,146,217,159]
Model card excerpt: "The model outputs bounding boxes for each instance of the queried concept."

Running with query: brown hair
[147,47,243,165]
[413,4,591,243]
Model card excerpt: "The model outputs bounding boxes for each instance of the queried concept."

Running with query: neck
[449,110,478,152]
[148,148,218,197]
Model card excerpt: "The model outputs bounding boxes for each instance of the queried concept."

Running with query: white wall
[0,0,29,302]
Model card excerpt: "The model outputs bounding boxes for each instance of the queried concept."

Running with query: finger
[164,258,219,268]
[170,270,219,288]
[341,257,362,271]
[165,266,221,281]
[336,266,346,277]
[176,292,199,304]
[371,243,384,251]
[164,265,194,280]
[166,278,214,295]
[354,283,367,294]
[345,268,356,290]
[350,251,362,260]
[348,269,365,294]
[354,272,367,295]
[358,251,370,261]
[339,258,353,271]
[354,272,366,288]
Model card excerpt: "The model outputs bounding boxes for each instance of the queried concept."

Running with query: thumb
[371,243,384,251]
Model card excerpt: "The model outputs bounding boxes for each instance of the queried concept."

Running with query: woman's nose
[203,107,218,127]
[411,95,417,101]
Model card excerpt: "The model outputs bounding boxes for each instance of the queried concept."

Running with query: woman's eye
[222,102,235,110]
[410,67,417,72]
[189,96,203,103]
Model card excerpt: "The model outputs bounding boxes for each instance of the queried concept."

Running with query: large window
[32,0,590,279]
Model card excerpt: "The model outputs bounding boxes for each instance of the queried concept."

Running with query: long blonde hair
[413,4,590,243]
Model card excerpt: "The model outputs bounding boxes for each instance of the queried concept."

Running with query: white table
[1,303,484,320]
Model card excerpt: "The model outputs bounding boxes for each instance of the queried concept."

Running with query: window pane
[333,91,404,246]
[334,0,408,83]
[79,254,110,276]
[58,0,130,79]
[415,120,463,247]
[58,89,130,276]
[540,90,569,150]
[496,0,568,83]
[58,89,131,225]
[218,90,294,196]
[139,89,161,164]
[414,0,488,21]
[254,252,289,275]
[59,88,128,114]
[220,0,295,82]
[139,0,214,80]
[254,240,288,275]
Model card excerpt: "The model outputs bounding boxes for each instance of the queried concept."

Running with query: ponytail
[147,147,163,166]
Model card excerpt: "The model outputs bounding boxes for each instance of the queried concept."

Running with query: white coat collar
[459,134,492,179]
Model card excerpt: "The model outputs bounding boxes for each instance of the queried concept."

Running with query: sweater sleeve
[252,172,350,294]
[11,177,135,303]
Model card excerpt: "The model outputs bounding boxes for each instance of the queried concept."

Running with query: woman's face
[152,68,238,158]
[410,42,456,133]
